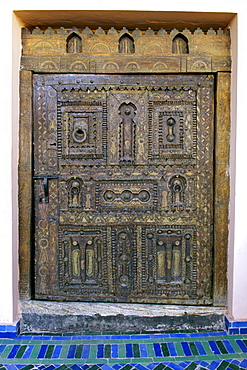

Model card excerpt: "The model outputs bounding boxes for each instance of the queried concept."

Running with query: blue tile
[111,335,131,340]
[101,365,114,370]
[6,326,17,332]
[222,340,236,354]
[208,341,221,355]
[82,344,90,359]
[92,335,108,340]
[0,332,17,338]
[153,343,162,357]
[208,332,227,336]
[67,344,76,359]
[97,344,104,359]
[231,321,247,328]
[194,341,206,355]
[229,328,239,335]
[240,359,247,367]
[149,334,170,339]
[51,345,62,359]
[240,328,247,334]
[170,333,189,338]
[231,360,240,365]
[199,361,209,367]
[111,344,118,358]
[22,344,34,359]
[112,364,122,370]
[37,344,48,359]
[33,336,52,340]
[4,325,16,333]
[179,362,190,368]
[207,360,221,370]
[139,343,148,358]
[0,325,7,331]
[53,336,72,340]
[131,335,151,340]
[7,345,21,359]
[18,336,33,340]
[168,363,184,370]
[126,343,133,358]
[236,340,247,353]
[0,344,6,355]
[190,333,208,338]
[167,342,177,357]
[81,365,90,370]
[134,364,149,370]
[2,365,19,370]
[181,342,192,356]
[146,363,159,369]
[45,366,56,370]
[70,366,82,370]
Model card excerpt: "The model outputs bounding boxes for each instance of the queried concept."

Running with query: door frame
[18,26,230,307]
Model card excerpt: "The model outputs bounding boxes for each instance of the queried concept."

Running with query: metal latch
[33,175,58,203]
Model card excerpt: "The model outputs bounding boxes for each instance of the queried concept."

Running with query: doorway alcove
[17,10,233,333]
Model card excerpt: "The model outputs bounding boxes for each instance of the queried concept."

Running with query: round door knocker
[72,120,88,143]
[72,127,87,143]
[169,175,187,193]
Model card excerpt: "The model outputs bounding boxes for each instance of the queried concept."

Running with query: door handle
[33,175,58,203]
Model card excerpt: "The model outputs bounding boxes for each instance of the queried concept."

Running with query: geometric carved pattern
[33,73,214,304]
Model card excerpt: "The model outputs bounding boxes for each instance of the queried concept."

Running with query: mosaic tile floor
[0,331,247,370]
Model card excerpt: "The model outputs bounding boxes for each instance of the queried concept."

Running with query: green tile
[29,345,40,359]
[121,365,133,370]
[216,340,228,355]
[174,342,185,356]
[217,360,230,370]
[146,343,155,357]
[218,353,243,360]
[153,364,166,370]
[56,365,69,370]
[105,344,111,358]
[45,344,55,358]
[228,363,243,370]
[20,366,35,370]
[87,365,100,370]
[109,358,131,363]
[16,344,28,358]
[59,344,70,358]
[201,341,213,355]
[184,363,197,370]
[75,344,83,358]
[118,343,126,358]
[0,345,12,358]
[189,342,199,356]
[133,343,140,357]
[153,356,173,362]
[89,344,97,359]
[161,342,169,357]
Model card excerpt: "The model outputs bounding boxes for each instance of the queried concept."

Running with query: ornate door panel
[33,73,214,304]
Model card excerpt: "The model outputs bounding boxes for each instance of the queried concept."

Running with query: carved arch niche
[119,33,135,53]
[172,33,189,54]
[66,32,82,53]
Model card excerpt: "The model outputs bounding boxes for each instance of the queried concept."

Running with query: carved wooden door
[33,73,214,304]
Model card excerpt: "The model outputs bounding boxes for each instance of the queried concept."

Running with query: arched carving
[67,177,83,208]
[66,33,82,54]
[168,175,187,207]
[119,33,135,54]
[119,102,136,163]
[172,34,189,54]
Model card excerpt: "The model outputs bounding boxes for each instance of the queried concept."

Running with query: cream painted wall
[0,0,246,324]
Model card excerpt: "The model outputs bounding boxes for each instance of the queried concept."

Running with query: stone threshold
[20,300,226,334]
